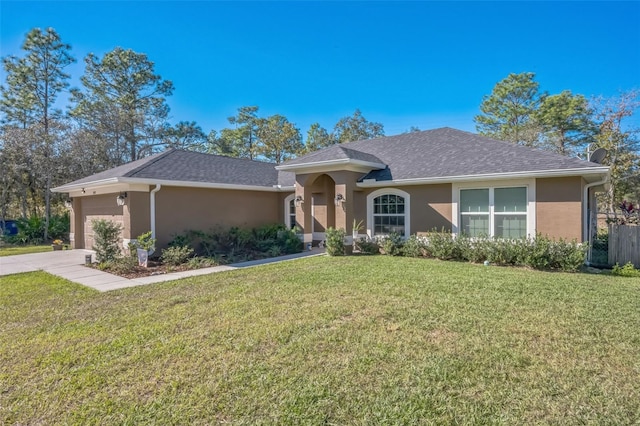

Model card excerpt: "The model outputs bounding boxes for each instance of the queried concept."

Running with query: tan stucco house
[53,127,609,250]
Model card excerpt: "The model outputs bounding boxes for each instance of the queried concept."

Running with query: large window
[373,194,406,236]
[460,187,528,238]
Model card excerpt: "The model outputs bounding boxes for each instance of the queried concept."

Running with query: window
[284,194,296,229]
[460,187,528,238]
[288,198,296,230]
[373,194,406,236]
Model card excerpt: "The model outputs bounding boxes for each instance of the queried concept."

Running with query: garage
[80,194,124,249]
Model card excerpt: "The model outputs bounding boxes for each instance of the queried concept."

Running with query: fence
[608,224,640,268]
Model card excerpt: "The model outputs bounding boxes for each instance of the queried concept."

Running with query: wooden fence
[608,225,640,268]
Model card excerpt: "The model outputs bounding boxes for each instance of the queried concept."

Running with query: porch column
[334,181,357,247]
[295,180,313,246]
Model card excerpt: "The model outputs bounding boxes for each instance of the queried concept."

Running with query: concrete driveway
[1,248,325,292]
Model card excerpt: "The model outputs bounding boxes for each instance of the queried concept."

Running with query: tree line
[1,28,638,235]
[473,72,639,211]
[0,28,385,230]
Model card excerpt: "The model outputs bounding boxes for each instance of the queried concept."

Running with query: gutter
[583,176,608,263]
[150,184,161,255]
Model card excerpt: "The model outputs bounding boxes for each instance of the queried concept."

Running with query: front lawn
[1,257,638,424]
[0,244,53,257]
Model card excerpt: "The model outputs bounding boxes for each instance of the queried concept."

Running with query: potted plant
[352,219,364,241]
[51,239,64,251]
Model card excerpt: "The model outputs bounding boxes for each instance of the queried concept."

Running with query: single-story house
[53,127,609,250]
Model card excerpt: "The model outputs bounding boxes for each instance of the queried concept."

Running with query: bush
[325,227,346,256]
[161,245,194,266]
[355,237,380,255]
[97,256,136,275]
[135,231,156,252]
[401,235,427,257]
[611,262,640,277]
[424,230,462,261]
[47,213,70,241]
[379,232,404,256]
[92,219,121,263]
[14,216,45,245]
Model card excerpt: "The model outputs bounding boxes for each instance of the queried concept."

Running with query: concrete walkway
[0,248,325,292]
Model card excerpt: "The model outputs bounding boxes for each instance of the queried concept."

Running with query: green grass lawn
[0,244,53,257]
[1,256,639,424]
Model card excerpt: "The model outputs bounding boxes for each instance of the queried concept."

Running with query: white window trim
[452,179,536,238]
[366,188,411,238]
[284,194,296,229]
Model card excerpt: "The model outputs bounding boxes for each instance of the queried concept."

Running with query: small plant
[91,219,121,263]
[52,239,63,246]
[355,237,380,255]
[101,256,137,275]
[379,232,404,256]
[401,235,427,257]
[325,227,346,256]
[611,262,640,277]
[135,231,156,253]
[161,245,194,266]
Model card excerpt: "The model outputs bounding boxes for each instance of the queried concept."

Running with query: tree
[227,106,261,159]
[304,122,334,153]
[70,47,174,164]
[255,114,303,164]
[332,109,385,143]
[163,121,207,152]
[590,90,640,211]
[475,72,544,146]
[536,90,595,155]
[0,28,74,239]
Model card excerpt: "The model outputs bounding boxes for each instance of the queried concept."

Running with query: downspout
[150,184,162,255]
[582,176,608,264]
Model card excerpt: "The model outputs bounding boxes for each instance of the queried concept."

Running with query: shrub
[401,235,427,257]
[92,219,121,263]
[14,216,45,245]
[161,245,194,266]
[135,231,156,252]
[611,262,640,277]
[97,256,136,275]
[47,213,70,241]
[355,237,380,255]
[378,232,404,256]
[424,230,462,261]
[325,227,346,256]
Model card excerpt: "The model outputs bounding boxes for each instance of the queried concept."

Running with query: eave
[357,166,610,188]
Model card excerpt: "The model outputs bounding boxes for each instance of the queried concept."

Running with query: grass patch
[1,257,639,424]
[0,244,53,257]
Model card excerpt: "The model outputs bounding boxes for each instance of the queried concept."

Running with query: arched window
[367,189,410,237]
[284,194,296,229]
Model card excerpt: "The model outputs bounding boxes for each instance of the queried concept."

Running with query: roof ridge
[124,149,177,178]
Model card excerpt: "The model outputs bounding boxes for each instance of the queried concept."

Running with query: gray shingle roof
[56,149,294,189]
[284,127,605,181]
[283,144,385,166]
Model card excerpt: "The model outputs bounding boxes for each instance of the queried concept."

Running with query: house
[53,127,609,250]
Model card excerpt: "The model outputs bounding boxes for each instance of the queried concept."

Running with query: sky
[1,1,639,138]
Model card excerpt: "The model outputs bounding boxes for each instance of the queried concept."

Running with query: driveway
[1,248,325,292]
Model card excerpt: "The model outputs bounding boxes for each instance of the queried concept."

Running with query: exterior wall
[128,190,151,241]
[154,186,282,248]
[536,176,583,241]
[362,183,453,235]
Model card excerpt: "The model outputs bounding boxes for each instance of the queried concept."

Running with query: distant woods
[1,28,638,222]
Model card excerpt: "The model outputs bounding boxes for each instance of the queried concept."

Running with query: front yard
[1,256,638,424]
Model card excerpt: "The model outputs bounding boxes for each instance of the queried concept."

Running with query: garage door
[84,214,124,250]
[80,194,125,250]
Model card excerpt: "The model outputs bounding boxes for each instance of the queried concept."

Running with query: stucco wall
[536,176,583,241]
[362,183,453,234]
[154,186,283,248]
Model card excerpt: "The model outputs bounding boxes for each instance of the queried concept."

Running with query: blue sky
[1,1,639,138]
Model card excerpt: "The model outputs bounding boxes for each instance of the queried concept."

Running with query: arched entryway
[307,174,336,242]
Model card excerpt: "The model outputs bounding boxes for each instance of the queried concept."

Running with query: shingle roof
[56,149,295,189]
[283,144,385,166]
[283,127,605,181]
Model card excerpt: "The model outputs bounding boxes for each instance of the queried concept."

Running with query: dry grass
[1,256,639,424]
